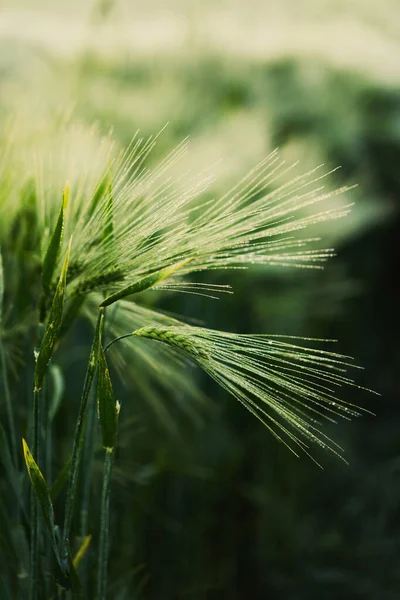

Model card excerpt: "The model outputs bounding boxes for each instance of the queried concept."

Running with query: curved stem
[103,333,132,353]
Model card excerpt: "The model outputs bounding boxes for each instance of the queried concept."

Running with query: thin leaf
[97,346,120,450]
[22,438,63,570]
[35,240,71,392]
[58,295,85,340]
[73,535,92,568]
[61,308,104,557]
[42,185,69,296]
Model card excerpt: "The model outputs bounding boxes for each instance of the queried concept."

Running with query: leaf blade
[22,438,63,570]
[42,185,69,296]
[35,240,71,391]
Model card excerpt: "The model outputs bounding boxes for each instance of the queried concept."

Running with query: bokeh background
[1,1,399,598]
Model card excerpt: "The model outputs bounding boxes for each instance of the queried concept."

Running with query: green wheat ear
[0,112,380,600]
[2,122,374,462]
[105,323,375,464]
[34,130,354,302]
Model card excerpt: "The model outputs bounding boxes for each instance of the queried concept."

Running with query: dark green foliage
[0,14,398,599]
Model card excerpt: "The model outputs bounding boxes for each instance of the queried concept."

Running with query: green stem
[43,379,52,599]
[79,383,97,595]
[103,333,132,353]
[79,381,97,539]
[29,488,39,600]
[29,388,40,600]
[96,449,113,600]
[61,310,104,565]
[0,341,17,466]
[43,378,52,483]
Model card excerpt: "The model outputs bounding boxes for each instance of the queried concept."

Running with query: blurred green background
[1,1,399,598]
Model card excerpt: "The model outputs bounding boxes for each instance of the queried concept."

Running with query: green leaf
[97,346,120,450]
[100,259,191,307]
[42,185,69,296]
[73,534,92,568]
[58,295,85,341]
[34,240,71,392]
[22,438,63,570]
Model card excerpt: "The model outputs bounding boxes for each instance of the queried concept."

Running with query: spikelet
[83,296,207,430]
[70,144,351,301]
[4,123,354,300]
[107,321,375,464]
